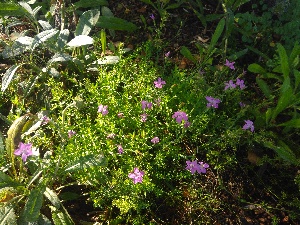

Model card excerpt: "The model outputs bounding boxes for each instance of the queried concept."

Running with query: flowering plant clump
[205,96,221,108]
[128,167,145,184]
[14,142,33,162]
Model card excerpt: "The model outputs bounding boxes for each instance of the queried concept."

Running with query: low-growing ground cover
[1,0,300,224]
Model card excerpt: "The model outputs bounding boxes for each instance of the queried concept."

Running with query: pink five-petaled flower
[151,137,160,144]
[154,77,166,88]
[98,104,109,115]
[224,59,235,70]
[224,80,236,90]
[206,96,221,108]
[172,111,188,124]
[243,120,254,132]
[165,51,170,57]
[117,145,123,154]
[14,142,33,162]
[128,167,145,184]
[236,78,246,90]
[68,130,76,138]
[186,160,209,174]
[141,100,153,110]
[141,113,148,122]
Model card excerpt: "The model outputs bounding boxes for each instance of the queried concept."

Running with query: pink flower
[141,100,152,110]
[68,130,76,138]
[107,133,116,139]
[128,167,145,184]
[184,121,191,128]
[154,77,166,88]
[41,116,50,125]
[243,120,254,132]
[154,98,161,106]
[205,96,221,108]
[14,142,33,162]
[117,145,123,154]
[141,113,148,122]
[186,160,209,174]
[150,14,155,20]
[172,111,188,124]
[151,137,160,144]
[224,80,236,90]
[165,51,170,57]
[224,59,235,70]
[98,104,109,115]
[236,78,246,90]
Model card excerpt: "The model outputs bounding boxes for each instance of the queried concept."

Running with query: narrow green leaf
[277,43,290,79]
[278,118,300,128]
[73,0,108,8]
[1,65,21,92]
[294,69,300,91]
[207,18,225,54]
[248,63,266,74]
[0,3,27,16]
[272,87,294,120]
[264,141,298,165]
[75,9,100,36]
[96,16,137,32]
[256,77,272,99]
[228,48,248,60]
[23,187,45,222]
[289,42,300,68]
[64,154,107,172]
[180,46,196,63]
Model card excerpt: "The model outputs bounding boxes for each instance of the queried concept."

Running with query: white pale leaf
[48,53,72,64]
[15,36,34,45]
[1,65,21,92]
[38,20,53,30]
[75,9,100,36]
[19,1,33,16]
[97,56,120,64]
[31,29,59,50]
[67,35,93,47]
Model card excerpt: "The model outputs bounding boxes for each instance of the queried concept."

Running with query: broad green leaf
[49,205,74,225]
[233,0,250,11]
[256,77,272,99]
[0,204,17,225]
[23,187,45,222]
[73,0,108,8]
[101,6,114,17]
[75,9,100,36]
[278,118,300,128]
[265,108,273,125]
[248,63,266,74]
[1,65,21,92]
[180,46,196,63]
[64,154,107,172]
[96,16,137,32]
[31,29,59,50]
[207,18,225,54]
[0,172,19,189]
[67,35,93,47]
[44,188,61,209]
[277,43,290,79]
[0,3,27,16]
